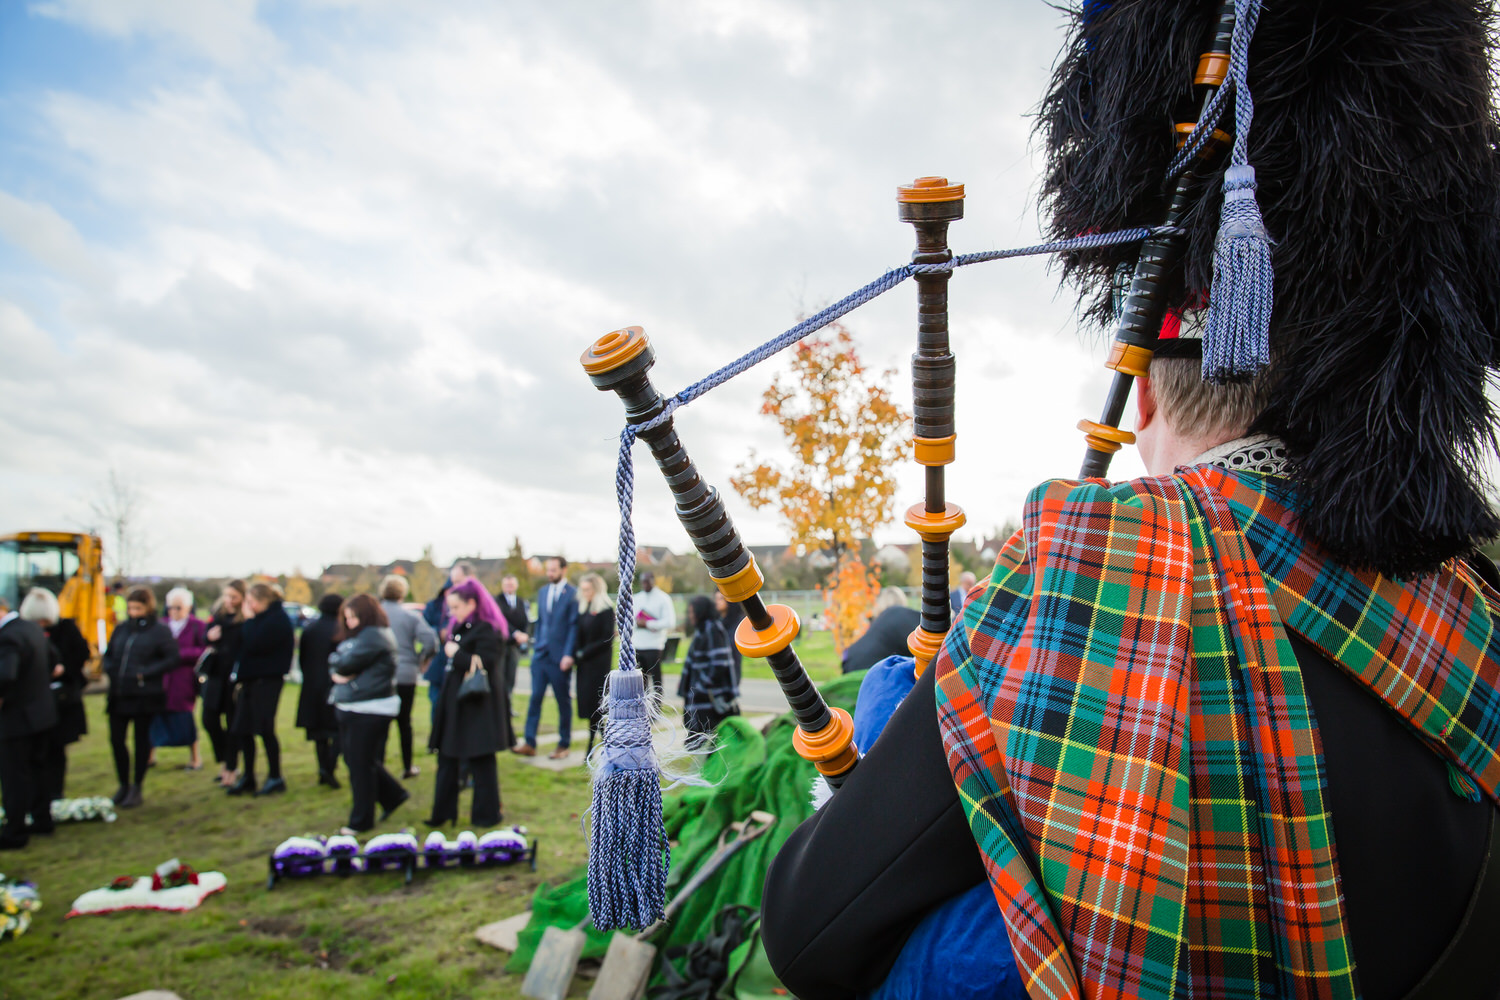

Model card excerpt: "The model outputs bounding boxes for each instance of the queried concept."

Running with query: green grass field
[0,689,593,1000]
[0,633,846,1000]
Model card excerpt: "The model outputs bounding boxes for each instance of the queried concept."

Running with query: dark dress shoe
[379,790,410,823]
[0,835,28,851]
[226,776,258,796]
[254,777,287,796]
[111,785,130,805]
[318,770,341,790]
[27,821,55,836]
[422,816,455,828]
[119,785,144,809]
[511,744,536,757]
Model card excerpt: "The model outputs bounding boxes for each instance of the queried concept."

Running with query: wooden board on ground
[474,910,531,952]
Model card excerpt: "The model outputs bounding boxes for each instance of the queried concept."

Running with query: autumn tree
[821,557,881,655]
[503,537,533,598]
[730,324,911,565]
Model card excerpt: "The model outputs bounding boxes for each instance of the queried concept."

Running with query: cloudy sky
[0,0,1144,579]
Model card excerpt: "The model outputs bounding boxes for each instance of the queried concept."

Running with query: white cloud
[30,0,277,66]
[0,0,1129,578]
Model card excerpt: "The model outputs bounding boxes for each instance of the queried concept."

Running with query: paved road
[512,670,790,714]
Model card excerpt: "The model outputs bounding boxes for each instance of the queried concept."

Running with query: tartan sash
[933,466,1500,1000]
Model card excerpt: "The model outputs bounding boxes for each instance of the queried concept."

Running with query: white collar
[0,611,17,629]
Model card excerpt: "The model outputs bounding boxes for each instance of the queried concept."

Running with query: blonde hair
[577,573,613,615]
[1149,358,1267,442]
[19,587,60,624]
[871,586,908,616]
[247,582,283,605]
[380,575,409,602]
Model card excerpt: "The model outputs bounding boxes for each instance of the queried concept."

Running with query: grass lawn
[738,628,841,683]
[1,688,594,1000]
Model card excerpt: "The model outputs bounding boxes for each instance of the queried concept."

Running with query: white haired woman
[151,587,206,770]
[19,587,86,807]
[572,573,616,757]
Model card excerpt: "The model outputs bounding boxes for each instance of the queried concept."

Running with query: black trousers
[502,645,520,702]
[314,736,339,776]
[636,648,665,698]
[431,752,500,827]
[339,712,406,832]
[109,712,153,787]
[0,732,51,841]
[40,731,68,803]
[395,683,416,772]
[201,676,237,769]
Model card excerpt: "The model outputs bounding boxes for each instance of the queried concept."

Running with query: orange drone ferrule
[913,434,956,467]
[792,707,859,777]
[904,501,966,543]
[1106,342,1154,379]
[1195,51,1230,86]
[1078,419,1136,456]
[711,560,764,605]
[735,605,800,660]
[581,325,649,376]
[897,176,965,204]
[908,627,945,678]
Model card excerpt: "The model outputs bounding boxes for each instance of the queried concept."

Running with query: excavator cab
[0,532,109,672]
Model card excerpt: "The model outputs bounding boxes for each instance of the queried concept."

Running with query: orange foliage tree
[730,324,911,653]
[730,324,911,563]
[820,557,881,655]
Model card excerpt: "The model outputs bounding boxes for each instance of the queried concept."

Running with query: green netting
[507,671,866,997]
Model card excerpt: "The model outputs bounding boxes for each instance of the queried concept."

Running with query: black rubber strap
[1403,808,1500,1000]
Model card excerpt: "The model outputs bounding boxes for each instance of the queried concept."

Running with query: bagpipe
[583,0,1261,931]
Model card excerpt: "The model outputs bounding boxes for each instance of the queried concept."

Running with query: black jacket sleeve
[760,664,987,999]
[328,630,385,676]
[0,639,18,692]
[139,627,180,679]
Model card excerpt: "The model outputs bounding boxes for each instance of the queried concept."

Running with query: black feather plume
[1039,0,1500,578]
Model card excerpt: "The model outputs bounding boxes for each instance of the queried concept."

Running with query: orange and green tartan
[934,466,1500,1000]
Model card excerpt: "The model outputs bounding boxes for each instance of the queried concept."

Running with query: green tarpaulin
[507,671,865,996]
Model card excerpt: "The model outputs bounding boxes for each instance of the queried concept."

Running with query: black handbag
[458,665,490,702]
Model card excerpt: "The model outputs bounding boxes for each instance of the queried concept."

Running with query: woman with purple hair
[424,578,510,828]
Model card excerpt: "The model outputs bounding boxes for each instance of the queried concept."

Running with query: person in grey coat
[328,594,409,833]
[380,575,436,780]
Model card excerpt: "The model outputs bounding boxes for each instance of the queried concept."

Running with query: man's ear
[1136,374,1158,432]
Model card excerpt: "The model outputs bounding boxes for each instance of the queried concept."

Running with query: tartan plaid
[934,466,1500,1000]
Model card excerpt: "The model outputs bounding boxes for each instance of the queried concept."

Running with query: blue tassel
[585,668,668,930]
[1203,165,1274,385]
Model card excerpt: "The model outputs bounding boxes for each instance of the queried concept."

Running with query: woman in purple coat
[154,587,207,770]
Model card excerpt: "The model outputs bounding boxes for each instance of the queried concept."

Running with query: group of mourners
[0,556,743,848]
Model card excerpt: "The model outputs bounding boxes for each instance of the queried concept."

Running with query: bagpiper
[762,1,1500,998]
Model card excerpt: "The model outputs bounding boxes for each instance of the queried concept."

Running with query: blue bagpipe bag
[852,655,1026,1000]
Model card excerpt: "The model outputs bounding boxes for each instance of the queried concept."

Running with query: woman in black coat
[18,589,88,804]
[202,580,246,788]
[101,587,178,808]
[228,582,294,797]
[427,578,509,828]
[328,594,408,833]
[572,573,616,757]
[296,593,344,789]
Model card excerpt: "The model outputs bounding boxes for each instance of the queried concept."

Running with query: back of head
[19,587,60,624]
[248,582,283,605]
[317,592,345,618]
[380,574,409,602]
[690,595,717,630]
[1041,0,1500,577]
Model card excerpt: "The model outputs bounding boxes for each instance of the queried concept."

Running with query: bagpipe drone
[582,0,1263,931]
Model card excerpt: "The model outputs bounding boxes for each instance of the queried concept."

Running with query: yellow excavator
[0,531,109,673]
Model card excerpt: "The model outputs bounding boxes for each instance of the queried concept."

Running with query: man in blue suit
[514,556,578,759]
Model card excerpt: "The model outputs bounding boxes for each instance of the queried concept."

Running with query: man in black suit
[494,574,531,731]
[0,594,60,848]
